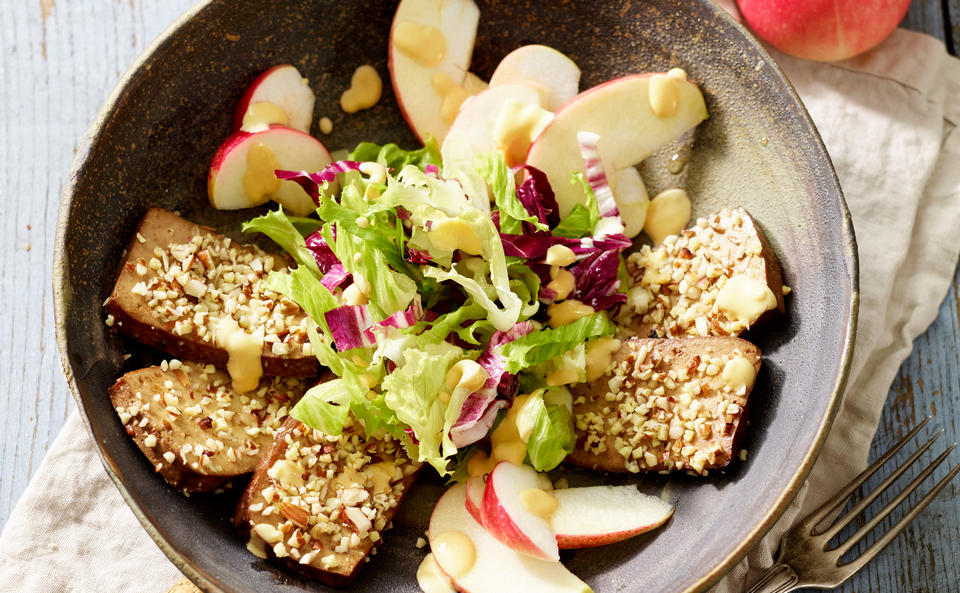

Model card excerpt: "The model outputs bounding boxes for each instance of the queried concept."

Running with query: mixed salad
[106,1,787,591]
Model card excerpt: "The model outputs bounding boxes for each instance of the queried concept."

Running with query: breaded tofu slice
[568,337,760,475]
[109,361,308,492]
[234,417,421,586]
[104,207,318,377]
[621,207,785,338]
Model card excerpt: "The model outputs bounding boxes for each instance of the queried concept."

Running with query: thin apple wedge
[441,82,547,168]
[480,462,559,561]
[551,485,674,549]
[489,45,580,110]
[526,71,707,217]
[233,64,316,133]
[465,476,484,523]
[207,125,331,216]
[389,0,480,143]
[430,484,593,593]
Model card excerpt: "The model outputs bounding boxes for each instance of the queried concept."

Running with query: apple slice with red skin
[480,462,559,561]
[440,82,546,166]
[388,0,480,143]
[465,476,484,523]
[233,64,316,133]
[551,485,674,549]
[525,72,707,217]
[429,484,592,593]
[489,45,580,111]
[208,124,331,216]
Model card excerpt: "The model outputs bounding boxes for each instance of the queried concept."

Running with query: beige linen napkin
[3,24,960,593]
[707,8,960,592]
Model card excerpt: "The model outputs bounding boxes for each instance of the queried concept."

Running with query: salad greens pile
[243,140,632,476]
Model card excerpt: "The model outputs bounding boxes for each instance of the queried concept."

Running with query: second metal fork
[747,417,960,593]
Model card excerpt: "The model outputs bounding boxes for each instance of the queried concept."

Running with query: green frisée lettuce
[521,388,576,472]
[476,153,548,234]
[242,208,321,275]
[291,379,352,435]
[499,313,616,373]
[551,173,601,239]
[381,342,465,474]
[320,223,416,317]
[348,138,441,171]
[247,138,632,477]
[422,208,522,331]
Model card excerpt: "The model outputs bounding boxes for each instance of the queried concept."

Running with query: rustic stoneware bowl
[53,1,858,592]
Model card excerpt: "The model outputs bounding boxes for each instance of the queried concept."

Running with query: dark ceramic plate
[53,1,858,592]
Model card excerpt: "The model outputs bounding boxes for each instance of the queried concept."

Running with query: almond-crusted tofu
[234,417,421,586]
[104,207,319,377]
[568,337,760,475]
[622,207,785,338]
[109,361,307,492]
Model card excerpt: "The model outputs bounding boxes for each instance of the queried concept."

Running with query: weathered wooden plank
[840,268,960,593]
[948,0,960,55]
[0,0,197,529]
[903,0,948,44]
[0,1,958,592]
[900,0,947,41]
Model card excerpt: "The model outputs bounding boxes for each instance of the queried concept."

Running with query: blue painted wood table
[0,1,956,592]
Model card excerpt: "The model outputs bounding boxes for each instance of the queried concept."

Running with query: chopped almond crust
[109,361,307,492]
[620,207,784,338]
[234,417,421,586]
[568,337,760,475]
[105,207,319,377]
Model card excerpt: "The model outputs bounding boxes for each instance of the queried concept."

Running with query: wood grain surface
[0,1,957,592]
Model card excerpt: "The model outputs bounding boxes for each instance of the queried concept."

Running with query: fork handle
[746,563,801,593]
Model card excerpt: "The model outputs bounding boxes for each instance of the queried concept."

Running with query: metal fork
[747,417,960,593]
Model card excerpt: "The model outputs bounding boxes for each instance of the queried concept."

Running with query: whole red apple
[736,0,911,62]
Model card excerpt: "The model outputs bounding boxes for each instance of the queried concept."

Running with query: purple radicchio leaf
[275,161,363,203]
[568,249,627,312]
[515,166,560,228]
[304,230,341,273]
[319,262,350,291]
[405,246,432,264]
[449,321,535,447]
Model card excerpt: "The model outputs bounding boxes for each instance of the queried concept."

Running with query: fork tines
[796,416,960,573]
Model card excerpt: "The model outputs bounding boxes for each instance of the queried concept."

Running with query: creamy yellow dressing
[585,337,621,382]
[367,461,397,493]
[211,317,263,393]
[319,116,333,134]
[546,268,575,301]
[492,100,553,166]
[394,21,447,67]
[547,299,594,328]
[649,74,679,118]
[546,367,579,386]
[431,531,476,578]
[544,244,577,267]
[340,65,382,114]
[430,72,472,124]
[428,218,483,255]
[242,143,281,203]
[722,355,757,391]
[241,101,289,131]
[519,487,559,520]
[644,188,691,245]
[716,275,777,324]
[417,554,457,593]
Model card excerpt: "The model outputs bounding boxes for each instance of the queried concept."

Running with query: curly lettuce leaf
[523,388,576,471]
[348,138,441,171]
[242,208,321,276]
[475,153,548,234]
[499,313,616,373]
[382,342,464,474]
